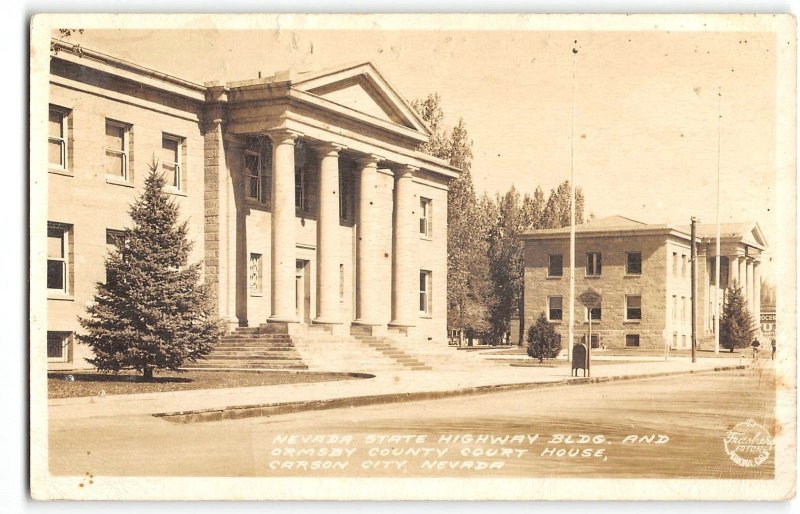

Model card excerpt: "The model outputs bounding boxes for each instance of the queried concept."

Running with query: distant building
[46,40,458,370]
[520,216,767,350]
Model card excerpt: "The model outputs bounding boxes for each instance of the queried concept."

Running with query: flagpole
[568,46,578,364]
[714,87,721,355]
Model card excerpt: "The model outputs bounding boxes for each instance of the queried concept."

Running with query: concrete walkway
[48,357,753,422]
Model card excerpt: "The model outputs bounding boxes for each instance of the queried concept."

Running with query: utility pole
[567,44,578,363]
[691,216,698,363]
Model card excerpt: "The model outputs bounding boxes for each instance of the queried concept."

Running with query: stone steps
[189,326,308,370]
[352,335,433,371]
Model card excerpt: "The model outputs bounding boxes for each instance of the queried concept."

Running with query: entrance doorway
[295,259,311,323]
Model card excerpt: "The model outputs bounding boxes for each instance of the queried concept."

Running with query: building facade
[45,40,457,370]
[521,216,767,351]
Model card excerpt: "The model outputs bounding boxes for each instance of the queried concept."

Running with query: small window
[339,264,345,302]
[672,252,678,275]
[244,137,272,205]
[626,295,642,321]
[548,254,563,277]
[249,253,263,295]
[420,198,433,238]
[419,270,432,315]
[681,296,686,322]
[105,120,130,180]
[625,334,640,347]
[586,252,602,276]
[548,296,563,321]
[586,304,601,321]
[672,295,678,322]
[681,254,687,277]
[162,134,184,192]
[47,223,70,293]
[47,331,72,362]
[626,252,642,275]
[48,106,68,169]
[105,229,125,283]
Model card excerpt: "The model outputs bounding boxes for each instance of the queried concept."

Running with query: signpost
[579,289,601,378]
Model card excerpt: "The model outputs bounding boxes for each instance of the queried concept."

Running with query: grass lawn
[48,370,364,399]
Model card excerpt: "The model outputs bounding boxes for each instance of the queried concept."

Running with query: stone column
[389,165,418,328]
[267,129,300,323]
[313,142,344,325]
[737,256,746,290]
[753,260,761,333]
[728,255,738,288]
[353,155,382,326]
[745,257,754,314]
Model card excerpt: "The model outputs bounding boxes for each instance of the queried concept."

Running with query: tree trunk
[143,366,154,381]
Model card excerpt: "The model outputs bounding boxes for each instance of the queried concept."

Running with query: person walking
[771,338,776,360]
[751,337,761,360]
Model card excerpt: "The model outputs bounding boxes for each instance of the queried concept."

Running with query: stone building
[520,216,767,351]
[45,40,458,371]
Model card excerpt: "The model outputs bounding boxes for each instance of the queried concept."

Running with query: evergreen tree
[527,312,562,362]
[78,163,224,379]
[540,181,585,229]
[413,93,494,344]
[720,280,756,353]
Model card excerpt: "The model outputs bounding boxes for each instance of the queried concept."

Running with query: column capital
[312,141,346,157]
[266,128,302,145]
[395,164,418,179]
[357,154,384,168]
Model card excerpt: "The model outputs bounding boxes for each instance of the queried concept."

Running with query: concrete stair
[291,325,400,373]
[350,333,433,371]
[185,326,308,370]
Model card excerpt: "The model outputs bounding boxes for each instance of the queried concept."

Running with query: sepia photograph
[29,13,796,501]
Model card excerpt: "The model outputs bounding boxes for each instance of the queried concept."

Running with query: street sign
[579,289,601,308]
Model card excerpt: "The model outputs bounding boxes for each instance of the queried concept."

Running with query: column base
[312,317,343,326]
[388,320,415,328]
[267,315,299,324]
[352,319,382,327]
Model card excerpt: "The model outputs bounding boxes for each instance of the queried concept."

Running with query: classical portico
[202,62,458,341]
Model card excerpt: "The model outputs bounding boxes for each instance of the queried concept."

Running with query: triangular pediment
[292,63,430,134]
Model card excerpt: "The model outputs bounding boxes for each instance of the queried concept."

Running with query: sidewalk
[49,357,751,422]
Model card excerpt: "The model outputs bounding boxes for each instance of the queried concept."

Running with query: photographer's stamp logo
[724,420,774,468]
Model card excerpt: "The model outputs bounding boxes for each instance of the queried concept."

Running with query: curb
[153,364,748,424]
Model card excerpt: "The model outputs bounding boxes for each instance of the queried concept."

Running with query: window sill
[584,275,602,279]
[582,320,602,324]
[106,176,134,188]
[624,273,642,277]
[48,167,72,177]
[47,293,74,301]
[546,275,563,279]
[548,320,563,324]
[419,235,433,242]
[419,314,433,319]
[245,198,271,212]
[167,187,187,197]
[250,292,263,298]
[623,320,642,324]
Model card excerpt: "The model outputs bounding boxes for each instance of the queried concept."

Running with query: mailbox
[572,343,588,377]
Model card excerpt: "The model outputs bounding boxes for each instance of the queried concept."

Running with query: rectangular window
[244,137,271,205]
[48,106,67,169]
[339,165,356,225]
[672,332,678,349]
[249,253,263,294]
[105,120,130,180]
[681,254,687,276]
[162,134,184,191]
[625,295,642,321]
[586,304,601,321]
[105,229,125,283]
[672,252,678,275]
[681,296,686,322]
[626,251,642,275]
[420,197,433,238]
[339,264,344,302]
[47,223,69,293]
[586,252,602,276]
[419,270,432,315]
[47,331,72,363]
[672,295,678,322]
[548,296,563,321]
[548,254,563,277]
[682,334,687,348]
[625,334,640,347]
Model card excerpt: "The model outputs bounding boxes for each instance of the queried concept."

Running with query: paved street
[50,366,775,479]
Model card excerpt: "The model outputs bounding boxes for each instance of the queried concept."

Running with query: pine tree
[78,163,224,379]
[413,93,494,344]
[720,280,756,353]
[527,312,562,362]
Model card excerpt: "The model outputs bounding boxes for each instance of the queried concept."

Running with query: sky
[65,23,782,272]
